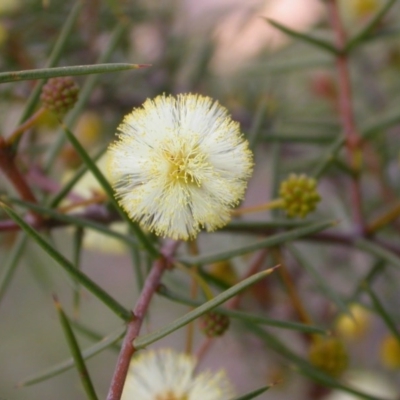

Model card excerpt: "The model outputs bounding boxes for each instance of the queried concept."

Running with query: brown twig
[26,167,82,201]
[272,248,312,327]
[327,0,366,235]
[6,107,47,145]
[3,203,400,257]
[106,240,180,400]
[0,138,40,220]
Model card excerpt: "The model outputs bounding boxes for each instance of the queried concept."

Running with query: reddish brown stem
[6,107,46,145]
[273,248,312,327]
[106,240,179,400]
[26,167,82,201]
[3,206,400,257]
[327,0,366,235]
[0,139,40,220]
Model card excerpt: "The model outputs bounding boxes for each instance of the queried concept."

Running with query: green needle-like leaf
[356,239,400,270]
[50,145,106,208]
[0,234,28,302]
[288,244,349,317]
[53,297,98,400]
[224,219,314,233]
[362,107,400,140]
[18,327,125,387]
[364,284,400,344]
[72,227,84,318]
[70,321,121,352]
[7,197,137,248]
[231,385,273,400]
[349,260,386,302]
[179,220,335,265]
[345,0,397,52]
[134,267,278,349]
[0,204,132,321]
[158,287,327,334]
[265,18,338,54]
[312,104,400,179]
[312,136,345,179]
[248,98,268,150]
[0,63,150,84]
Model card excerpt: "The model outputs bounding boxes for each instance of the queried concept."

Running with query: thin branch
[106,240,180,400]
[6,107,46,145]
[0,139,41,221]
[327,0,366,235]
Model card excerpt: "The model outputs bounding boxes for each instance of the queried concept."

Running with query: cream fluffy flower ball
[121,348,235,400]
[108,93,253,240]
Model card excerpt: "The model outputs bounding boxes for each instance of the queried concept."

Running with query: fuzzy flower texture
[121,349,234,400]
[108,94,253,240]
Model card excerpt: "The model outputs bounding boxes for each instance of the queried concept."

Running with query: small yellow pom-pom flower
[108,93,254,240]
[279,173,320,218]
[309,338,348,378]
[40,76,79,116]
[380,334,400,369]
[335,304,371,340]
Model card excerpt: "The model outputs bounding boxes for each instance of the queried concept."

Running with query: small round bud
[209,260,238,286]
[40,76,79,116]
[199,311,230,338]
[352,0,381,18]
[309,338,348,378]
[380,334,400,369]
[279,173,321,218]
[335,303,371,340]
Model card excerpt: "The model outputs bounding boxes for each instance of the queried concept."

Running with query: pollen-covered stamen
[165,141,208,186]
[155,391,188,400]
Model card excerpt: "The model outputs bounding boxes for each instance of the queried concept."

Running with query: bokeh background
[1,0,400,399]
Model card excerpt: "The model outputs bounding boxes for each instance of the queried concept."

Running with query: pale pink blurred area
[183,0,325,74]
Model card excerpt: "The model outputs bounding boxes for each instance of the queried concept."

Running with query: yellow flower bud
[75,111,102,147]
[380,334,400,369]
[335,304,371,340]
[309,338,348,378]
[279,174,321,218]
[208,260,238,286]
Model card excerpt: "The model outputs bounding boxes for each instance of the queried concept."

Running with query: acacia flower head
[121,348,235,400]
[108,93,253,240]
